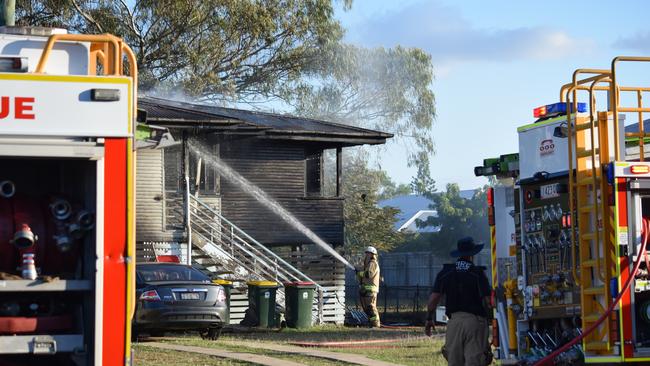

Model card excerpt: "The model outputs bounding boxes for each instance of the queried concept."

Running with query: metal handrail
[193,231,293,290]
[172,203,300,283]
[189,208,299,283]
[187,195,324,322]
[189,195,322,290]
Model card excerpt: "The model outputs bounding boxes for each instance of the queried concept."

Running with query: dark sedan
[133,263,227,340]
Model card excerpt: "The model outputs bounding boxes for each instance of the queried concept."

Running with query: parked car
[133,263,227,340]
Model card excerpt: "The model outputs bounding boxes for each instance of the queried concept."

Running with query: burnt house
[135,97,391,324]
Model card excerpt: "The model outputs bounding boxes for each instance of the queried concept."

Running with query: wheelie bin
[246,280,279,328]
[284,281,317,328]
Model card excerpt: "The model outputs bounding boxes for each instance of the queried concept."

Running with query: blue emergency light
[533,102,587,118]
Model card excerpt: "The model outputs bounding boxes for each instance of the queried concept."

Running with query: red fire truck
[476,57,650,365]
[0,26,136,365]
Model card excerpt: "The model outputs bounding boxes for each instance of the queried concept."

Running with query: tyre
[131,329,139,342]
[201,327,222,340]
[150,330,166,337]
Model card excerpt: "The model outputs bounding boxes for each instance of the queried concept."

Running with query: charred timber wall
[220,139,344,246]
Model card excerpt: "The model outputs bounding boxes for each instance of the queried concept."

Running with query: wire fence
[345,284,434,315]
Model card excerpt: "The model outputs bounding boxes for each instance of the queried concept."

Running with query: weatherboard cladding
[220,139,344,246]
[135,149,166,241]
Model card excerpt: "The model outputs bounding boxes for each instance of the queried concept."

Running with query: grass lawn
[132,344,254,366]
[134,337,350,366]
[135,325,449,366]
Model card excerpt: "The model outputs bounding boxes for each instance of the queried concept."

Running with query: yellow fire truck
[476,57,650,365]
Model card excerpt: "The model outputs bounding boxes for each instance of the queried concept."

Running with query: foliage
[342,152,405,253]
[16,1,436,254]
[395,183,488,257]
[16,0,346,102]
[18,1,436,161]
[391,166,489,257]
[283,44,435,165]
[377,173,412,201]
[409,152,436,197]
[425,183,489,255]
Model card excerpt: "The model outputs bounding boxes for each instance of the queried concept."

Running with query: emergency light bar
[533,102,586,118]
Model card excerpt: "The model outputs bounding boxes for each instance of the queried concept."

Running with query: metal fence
[345,284,434,314]
[348,251,492,288]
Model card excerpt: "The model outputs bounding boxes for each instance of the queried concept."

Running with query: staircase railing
[187,194,324,323]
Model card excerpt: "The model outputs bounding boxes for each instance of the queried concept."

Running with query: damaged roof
[139,96,392,146]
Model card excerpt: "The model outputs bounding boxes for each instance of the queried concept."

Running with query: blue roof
[379,190,476,231]
[379,195,434,230]
[625,119,650,134]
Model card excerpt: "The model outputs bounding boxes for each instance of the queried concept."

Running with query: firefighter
[356,246,380,327]
[425,237,492,366]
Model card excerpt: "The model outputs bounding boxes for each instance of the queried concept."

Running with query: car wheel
[150,330,166,337]
[201,327,222,340]
[131,329,139,342]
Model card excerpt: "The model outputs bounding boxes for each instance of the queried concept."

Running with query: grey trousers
[444,312,490,366]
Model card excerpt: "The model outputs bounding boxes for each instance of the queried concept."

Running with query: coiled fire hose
[534,217,650,366]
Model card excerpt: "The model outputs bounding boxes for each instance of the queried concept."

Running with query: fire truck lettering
[15,97,35,120]
[0,96,8,119]
[0,96,35,120]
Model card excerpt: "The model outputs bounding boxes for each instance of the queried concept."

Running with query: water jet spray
[188,141,355,271]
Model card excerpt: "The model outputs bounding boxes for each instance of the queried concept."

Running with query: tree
[423,183,489,256]
[342,152,405,253]
[16,0,347,102]
[283,44,435,165]
[410,152,436,197]
[377,172,412,201]
[18,2,436,161]
[17,1,436,254]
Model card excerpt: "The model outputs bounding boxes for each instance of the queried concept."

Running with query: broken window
[305,150,322,197]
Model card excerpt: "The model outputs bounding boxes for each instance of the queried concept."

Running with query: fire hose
[534,217,650,366]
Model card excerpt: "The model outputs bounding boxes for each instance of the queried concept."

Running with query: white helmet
[365,246,378,255]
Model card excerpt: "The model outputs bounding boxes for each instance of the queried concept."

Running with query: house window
[305,151,322,197]
[163,143,218,195]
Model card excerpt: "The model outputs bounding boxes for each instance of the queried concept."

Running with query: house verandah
[134,97,392,324]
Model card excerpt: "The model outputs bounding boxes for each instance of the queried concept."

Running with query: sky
[335,0,650,190]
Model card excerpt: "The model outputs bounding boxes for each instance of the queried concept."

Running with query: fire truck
[476,57,650,365]
[0,26,136,365]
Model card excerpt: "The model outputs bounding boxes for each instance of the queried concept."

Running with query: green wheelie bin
[246,280,279,328]
[284,281,316,328]
[213,279,233,324]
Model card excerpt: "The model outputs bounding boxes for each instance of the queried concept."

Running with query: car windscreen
[137,265,211,283]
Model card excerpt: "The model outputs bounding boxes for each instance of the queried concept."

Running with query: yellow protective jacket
[357,256,380,294]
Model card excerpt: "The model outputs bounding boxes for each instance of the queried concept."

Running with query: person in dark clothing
[425,237,492,366]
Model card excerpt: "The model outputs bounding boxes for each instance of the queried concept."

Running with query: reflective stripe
[363,284,378,292]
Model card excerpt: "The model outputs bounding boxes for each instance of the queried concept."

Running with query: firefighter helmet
[365,246,377,255]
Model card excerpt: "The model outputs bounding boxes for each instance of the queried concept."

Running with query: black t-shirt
[432,259,491,317]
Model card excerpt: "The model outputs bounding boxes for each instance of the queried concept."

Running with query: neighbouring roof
[624,118,650,134]
[379,191,476,232]
[138,96,392,146]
